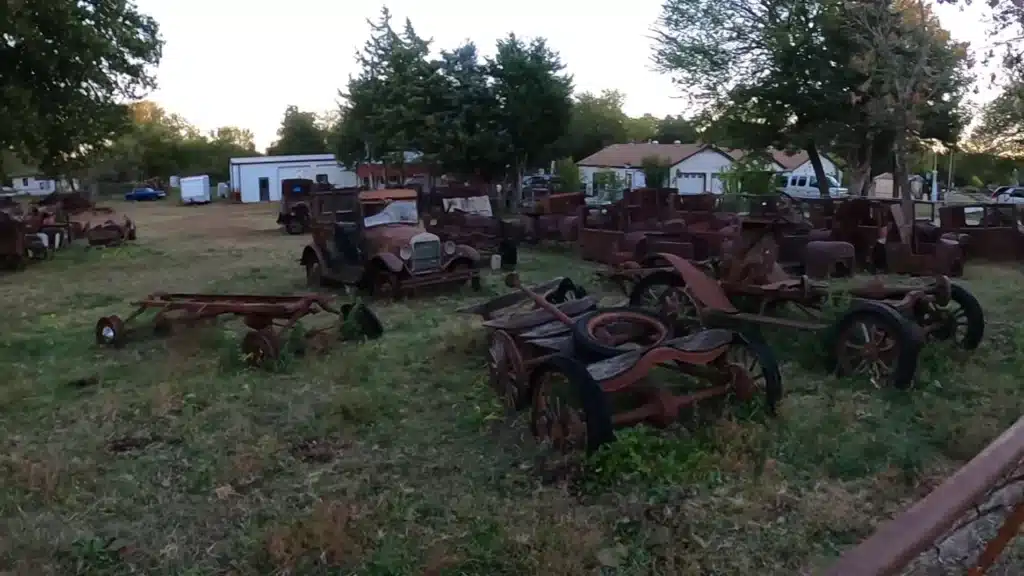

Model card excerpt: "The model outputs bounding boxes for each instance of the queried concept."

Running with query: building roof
[577,143,712,167]
[229,154,337,165]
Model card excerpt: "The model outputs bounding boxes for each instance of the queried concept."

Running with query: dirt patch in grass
[0,201,1020,573]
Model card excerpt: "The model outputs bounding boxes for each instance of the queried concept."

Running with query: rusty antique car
[277,178,326,235]
[300,187,482,296]
[424,186,520,269]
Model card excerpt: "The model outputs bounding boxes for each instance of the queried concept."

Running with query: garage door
[678,173,706,195]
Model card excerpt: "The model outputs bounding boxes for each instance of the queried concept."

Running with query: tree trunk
[806,141,831,198]
[845,137,874,196]
[894,139,914,226]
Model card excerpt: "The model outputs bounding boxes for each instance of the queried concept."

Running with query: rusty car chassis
[300,187,482,296]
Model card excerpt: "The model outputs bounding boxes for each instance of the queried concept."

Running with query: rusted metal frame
[824,415,1024,576]
[597,346,727,393]
[968,499,1024,575]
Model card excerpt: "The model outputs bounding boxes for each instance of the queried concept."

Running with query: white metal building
[229,154,358,203]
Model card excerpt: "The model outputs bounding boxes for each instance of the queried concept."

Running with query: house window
[315,173,329,184]
[21,178,28,186]
[388,174,399,184]
[361,177,370,188]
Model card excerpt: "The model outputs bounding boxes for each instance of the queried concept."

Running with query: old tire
[932,283,984,350]
[339,303,384,340]
[727,332,783,415]
[528,355,615,455]
[242,330,280,368]
[95,315,126,348]
[571,307,672,362]
[828,301,921,389]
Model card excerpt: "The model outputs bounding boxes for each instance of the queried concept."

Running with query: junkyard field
[1,200,1022,574]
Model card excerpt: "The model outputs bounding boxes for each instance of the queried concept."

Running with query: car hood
[365,225,439,248]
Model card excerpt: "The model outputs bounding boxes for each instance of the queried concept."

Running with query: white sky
[136,0,1001,152]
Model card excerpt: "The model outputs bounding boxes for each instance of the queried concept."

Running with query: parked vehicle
[277,178,322,234]
[124,187,166,201]
[300,187,482,297]
[990,186,1024,204]
[775,171,847,199]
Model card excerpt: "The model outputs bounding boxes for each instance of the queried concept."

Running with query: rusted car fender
[653,252,737,313]
[371,252,405,273]
[299,244,326,267]
[453,244,481,263]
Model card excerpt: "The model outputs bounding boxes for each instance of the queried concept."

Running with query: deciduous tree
[1,0,163,179]
[266,105,330,156]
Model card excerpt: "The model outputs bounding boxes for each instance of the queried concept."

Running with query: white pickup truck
[775,171,848,199]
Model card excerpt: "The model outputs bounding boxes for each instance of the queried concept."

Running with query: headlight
[444,241,456,255]
[399,245,412,260]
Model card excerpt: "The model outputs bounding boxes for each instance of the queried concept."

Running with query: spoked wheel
[488,330,529,411]
[529,357,614,455]
[628,271,704,335]
[723,333,783,415]
[573,307,671,361]
[95,315,126,348]
[833,303,920,389]
[917,283,984,350]
[242,329,281,369]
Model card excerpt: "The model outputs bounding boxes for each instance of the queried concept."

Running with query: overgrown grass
[0,201,1021,574]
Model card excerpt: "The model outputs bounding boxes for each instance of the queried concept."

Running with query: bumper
[401,267,479,290]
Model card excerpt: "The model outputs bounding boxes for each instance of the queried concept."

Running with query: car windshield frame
[363,199,419,228]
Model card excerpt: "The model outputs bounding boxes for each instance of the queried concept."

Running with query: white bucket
[490,254,502,270]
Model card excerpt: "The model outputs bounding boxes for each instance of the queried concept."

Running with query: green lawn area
[1,201,1022,574]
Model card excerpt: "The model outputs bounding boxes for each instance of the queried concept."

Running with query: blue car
[125,187,166,201]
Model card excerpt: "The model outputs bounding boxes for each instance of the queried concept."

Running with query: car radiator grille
[410,240,441,272]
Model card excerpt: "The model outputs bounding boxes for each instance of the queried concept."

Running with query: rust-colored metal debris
[616,216,984,388]
[300,187,482,297]
[424,186,519,269]
[825,415,1024,576]
[95,293,383,368]
[939,203,1024,262]
[462,274,782,455]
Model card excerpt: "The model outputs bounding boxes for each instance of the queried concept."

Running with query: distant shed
[229,154,358,203]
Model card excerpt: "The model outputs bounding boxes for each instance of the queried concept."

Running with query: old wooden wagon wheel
[487,329,528,411]
[628,271,704,335]
[833,304,919,389]
[242,329,281,368]
[529,358,613,455]
[723,333,783,414]
[917,283,984,350]
[95,315,126,348]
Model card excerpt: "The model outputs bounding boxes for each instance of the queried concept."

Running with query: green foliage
[266,106,332,156]
[592,169,624,192]
[970,175,985,188]
[718,152,776,195]
[559,90,631,162]
[640,155,671,188]
[338,10,572,184]
[2,1,163,178]
[84,101,258,184]
[553,158,582,192]
[586,427,720,491]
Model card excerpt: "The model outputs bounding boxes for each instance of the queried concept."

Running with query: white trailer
[228,154,359,203]
[180,175,211,204]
